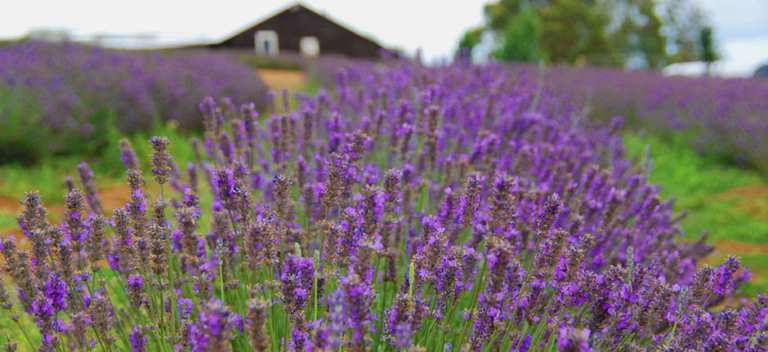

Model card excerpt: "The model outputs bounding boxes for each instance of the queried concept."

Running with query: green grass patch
[625,132,768,294]
[0,212,18,231]
[624,133,768,244]
[0,86,47,165]
[238,55,304,71]
[0,156,84,205]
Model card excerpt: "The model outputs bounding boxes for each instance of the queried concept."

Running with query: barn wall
[214,6,382,59]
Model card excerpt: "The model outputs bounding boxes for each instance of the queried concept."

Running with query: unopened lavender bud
[149,136,172,185]
[77,161,104,214]
[119,139,141,170]
[247,299,270,352]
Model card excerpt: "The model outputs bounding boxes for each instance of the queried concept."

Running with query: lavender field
[1,43,768,351]
[0,42,269,164]
[518,64,768,172]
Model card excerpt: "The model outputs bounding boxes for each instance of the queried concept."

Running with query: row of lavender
[520,64,768,171]
[0,58,763,351]
[0,41,268,163]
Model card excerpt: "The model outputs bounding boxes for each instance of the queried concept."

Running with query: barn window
[255,30,279,56]
[300,36,320,57]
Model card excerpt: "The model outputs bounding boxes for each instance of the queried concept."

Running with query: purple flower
[44,274,67,313]
[191,300,235,352]
[126,275,145,308]
[557,327,591,351]
[213,168,237,209]
[130,325,147,352]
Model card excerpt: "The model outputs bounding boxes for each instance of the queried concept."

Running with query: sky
[2,0,767,76]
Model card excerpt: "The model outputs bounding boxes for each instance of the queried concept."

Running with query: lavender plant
[0,58,763,351]
[506,63,768,172]
[0,41,269,163]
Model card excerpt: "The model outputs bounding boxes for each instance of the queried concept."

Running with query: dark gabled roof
[211,2,383,49]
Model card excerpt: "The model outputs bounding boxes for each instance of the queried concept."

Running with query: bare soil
[257,69,307,91]
[0,195,18,213]
[712,240,768,257]
[718,184,768,200]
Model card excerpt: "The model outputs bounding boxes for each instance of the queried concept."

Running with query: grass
[0,120,200,205]
[624,132,768,295]
[238,55,304,71]
[624,132,768,243]
[0,120,216,345]
[0,158,78,205]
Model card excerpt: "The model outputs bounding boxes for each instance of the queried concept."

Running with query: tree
[483,0,526,32]
[494,5,544,62]
[538,0,613,65]
[603,0,668,68]
[459,0,712,68]
[658,0,707,63]
[456,27,484,57]
[698,25,718,75]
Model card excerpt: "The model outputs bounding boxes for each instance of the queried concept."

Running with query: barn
[209,3,385,59]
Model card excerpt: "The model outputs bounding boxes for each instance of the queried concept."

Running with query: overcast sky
[2,0,767,76]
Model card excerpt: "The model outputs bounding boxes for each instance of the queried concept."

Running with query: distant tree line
[458,0,719,70]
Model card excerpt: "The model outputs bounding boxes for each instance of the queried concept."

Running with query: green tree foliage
[698,26,718,74]
[659,0,706,63]
[538,0,613,65]
[456,27,484,57]
[483,0,525,31]
[607,0,667,68]
[494,6,544,62]
[461,0,712,68]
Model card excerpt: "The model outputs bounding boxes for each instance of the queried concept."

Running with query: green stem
[219,260,226,304]
[526,282,562,349]
[267,267,280,352]
[69,282,113,351]
[456,255,489,350]
[417,299,437,346]
[499,236,544,351]
[614,331,636,351]
[373,278,391,352]
[14,320,37,351]
[96,271,132,347]
[437,299,456,352]
[654,311,683,351]
[312,258,320,323]
[282,306,290,352]
[162,184,179,345]
[595,304,626,352]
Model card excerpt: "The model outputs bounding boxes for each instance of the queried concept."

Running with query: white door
[300,36,320,57]
[255,30,279,56]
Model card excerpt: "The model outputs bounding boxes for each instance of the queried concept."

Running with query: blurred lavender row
[0,41,269,163]
[1,57,762,351]
[513,63,768,171]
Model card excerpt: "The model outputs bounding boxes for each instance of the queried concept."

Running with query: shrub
[0,86,47,165]
[0,59,762,351]
[508,63,768,172]
[238,54,305,71]
[0,41,269,164]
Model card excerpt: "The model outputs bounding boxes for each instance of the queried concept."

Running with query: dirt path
[0,183,132,244]
[718,184,768,200]
[713,239,768,256]
[0,195,17,213]
[257,68,307,90]
[716,184,768,220]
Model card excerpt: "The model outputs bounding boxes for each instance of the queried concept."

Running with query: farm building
[208,3,385,59]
